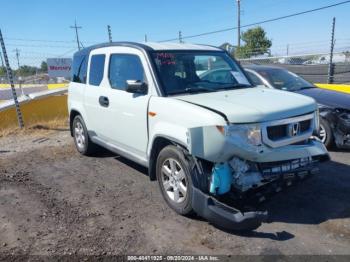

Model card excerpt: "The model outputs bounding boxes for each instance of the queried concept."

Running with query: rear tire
[72,115,98,156]
[319,118,334,149]
[156,145,194,215]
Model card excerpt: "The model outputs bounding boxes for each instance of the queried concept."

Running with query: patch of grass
[0,117,69,138]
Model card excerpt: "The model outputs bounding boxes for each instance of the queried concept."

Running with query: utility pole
[286,44,289,56]
[107,25,112,43]
[0,29,24,128]
[179,31,183,43]
[14,48,20,69]
[144,34,148,42]
[328,17,336,84]
[13,48,24,96]
[237,0,241,48]
[70,20,82,50]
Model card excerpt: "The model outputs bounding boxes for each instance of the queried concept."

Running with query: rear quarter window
[89,54,105,86]
[72,54,88,83]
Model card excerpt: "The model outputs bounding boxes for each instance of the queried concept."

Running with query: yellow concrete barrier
[0,84,46,89]
[0,83,68,89]
[48,83,69,89]
[0,94,68,130]
[315,83,350,94]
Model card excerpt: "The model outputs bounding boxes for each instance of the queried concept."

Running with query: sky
[0,0,349,66]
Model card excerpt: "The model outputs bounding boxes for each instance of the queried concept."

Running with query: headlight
[217,124,262,146]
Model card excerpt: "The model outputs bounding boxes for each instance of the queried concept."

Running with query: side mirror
[126,80,148,94]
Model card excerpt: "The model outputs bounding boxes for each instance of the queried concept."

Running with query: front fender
[148,122,190,157]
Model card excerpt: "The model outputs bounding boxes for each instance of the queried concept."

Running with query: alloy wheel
[74,121,86,150]
[161,158,188,204]
[319,124,327,144]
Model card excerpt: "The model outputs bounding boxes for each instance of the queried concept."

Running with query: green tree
[40,61,48,72]
[234,27,272,59]
[15,65,38,77]
[0,66,6,76]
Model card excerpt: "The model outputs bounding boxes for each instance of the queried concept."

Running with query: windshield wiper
[215,84,251,91]
[168,86,216,95]
[299,86,316,90]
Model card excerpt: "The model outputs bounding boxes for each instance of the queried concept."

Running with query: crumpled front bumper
[191,187,268,231]
[190,138,329,231]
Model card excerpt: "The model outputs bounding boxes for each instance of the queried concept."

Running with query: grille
[267,119,312,141]
[267,125,287,140]
[259,157,316,177]
[262,113,315,148]
[300,120,311,132]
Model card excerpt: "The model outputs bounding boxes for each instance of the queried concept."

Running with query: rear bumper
[192,187,268,231]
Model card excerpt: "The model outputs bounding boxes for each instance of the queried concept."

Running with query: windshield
[256,68,315,91]
[151,51,252,95]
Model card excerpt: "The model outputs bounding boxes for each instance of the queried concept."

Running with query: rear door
[83,52,108,138]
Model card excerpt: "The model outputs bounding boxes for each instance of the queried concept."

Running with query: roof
[142,42,221,51]
[73,41,222,57]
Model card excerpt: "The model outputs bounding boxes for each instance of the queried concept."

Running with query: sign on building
[47,58,72,78]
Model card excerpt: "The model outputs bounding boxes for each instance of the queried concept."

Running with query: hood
[176,87,316,123]
[295,87,350,110]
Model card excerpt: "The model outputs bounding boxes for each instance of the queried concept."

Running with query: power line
[4,37,98,44]
[159,0,350,42]
[4,38,75,43]
[5,43,77,48]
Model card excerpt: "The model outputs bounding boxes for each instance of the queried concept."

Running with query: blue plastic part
[209,163,233,195]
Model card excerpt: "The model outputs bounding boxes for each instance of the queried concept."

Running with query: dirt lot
[0,128,350,256]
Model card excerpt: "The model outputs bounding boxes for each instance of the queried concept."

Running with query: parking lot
[0,128,349,256]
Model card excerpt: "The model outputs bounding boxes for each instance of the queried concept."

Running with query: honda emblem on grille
[289,122,300,137]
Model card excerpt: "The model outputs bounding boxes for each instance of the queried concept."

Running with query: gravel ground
[0,129,349,256]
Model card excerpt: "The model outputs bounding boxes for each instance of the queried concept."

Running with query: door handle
[99,96,109,107]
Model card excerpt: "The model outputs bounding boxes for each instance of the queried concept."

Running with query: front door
[103,47,152,161]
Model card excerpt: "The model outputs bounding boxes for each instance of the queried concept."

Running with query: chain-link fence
[1,37,350,102]
[0,50,72,100]
[238,52,350,84]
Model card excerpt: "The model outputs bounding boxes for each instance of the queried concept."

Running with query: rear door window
[89,54,105,86]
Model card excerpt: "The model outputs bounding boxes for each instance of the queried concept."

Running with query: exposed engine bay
[209,154,327,199]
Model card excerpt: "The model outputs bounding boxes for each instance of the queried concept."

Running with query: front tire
[72,115,98,156]
[156,145,194,215]
[319,118,334,149]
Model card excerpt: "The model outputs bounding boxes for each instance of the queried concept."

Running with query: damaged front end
[189,158,268,231]
[187,113,329,231]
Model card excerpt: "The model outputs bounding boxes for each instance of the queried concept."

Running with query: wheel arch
[148,136,189,181]
[69,109,82,137]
